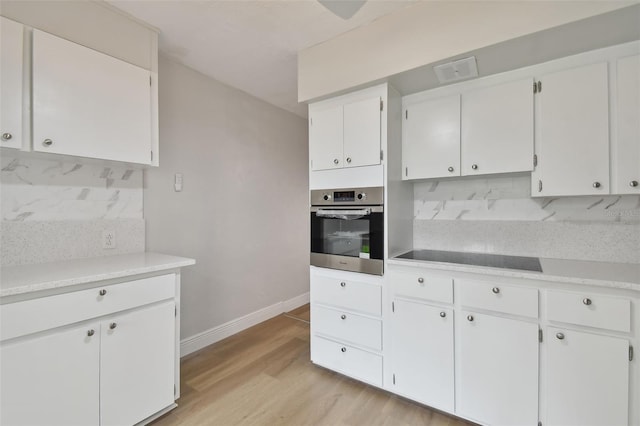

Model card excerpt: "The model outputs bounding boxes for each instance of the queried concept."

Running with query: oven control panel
[311,187,383,206]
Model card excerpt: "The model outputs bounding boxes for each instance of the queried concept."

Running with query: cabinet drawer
[459,280,538,318]
[312,305,382,351]
[311,336,382,387]
[311,274,381,316]
[389,268,453,304]
[547,291,631,333]
[1,274,175,341]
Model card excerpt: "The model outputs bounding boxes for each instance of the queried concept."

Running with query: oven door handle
[315,208,371,219]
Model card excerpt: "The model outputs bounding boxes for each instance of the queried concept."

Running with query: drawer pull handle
[99,289,107,296]
[2,133,12,141]
[109,322,117,330]
[340,282,346,287]
[556,332,565,340]
[417,277,424,284]
[583,298,592,306]
[87,329,95,337]
[341,347,347,353]
[42,138,53,147]
[492,287,500,294]
[467,315,474,322]
[340,314,346,320]
[439,311,446,318]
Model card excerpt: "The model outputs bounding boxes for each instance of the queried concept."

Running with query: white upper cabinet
[343,97,381,168]
[310,94,381,171]
[614,54,640,194]
[309,105,343,170]
[0,17,24,150]
[32,29,153,165]
[533,62,610,196]
[402,94,460,180]
[461,78,534,175]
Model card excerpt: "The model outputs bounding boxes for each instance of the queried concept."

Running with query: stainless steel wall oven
[310,186,384,275]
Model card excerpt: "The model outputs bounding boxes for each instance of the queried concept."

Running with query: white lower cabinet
[310,267,383,387]
[0,321,101,426]
[458,312,539,426]
[391,300,454,412]
[0,274,178,426]
[100,302,175,426]
[546,327,629,426]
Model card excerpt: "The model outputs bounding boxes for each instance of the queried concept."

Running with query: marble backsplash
[413,175,640,264]
[1,154,145,266]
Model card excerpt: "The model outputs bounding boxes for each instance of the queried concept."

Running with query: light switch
[174,173,183,192]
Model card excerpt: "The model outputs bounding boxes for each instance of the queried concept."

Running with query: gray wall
[145,55,309,340]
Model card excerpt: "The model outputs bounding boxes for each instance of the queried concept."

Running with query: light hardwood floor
[152,304,474,426]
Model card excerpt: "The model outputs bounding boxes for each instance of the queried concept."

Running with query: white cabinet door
[100,301,175,426]
[0,322,100,426]
[546,328,629,426]
[462,78,534,175]
[614,54,640,194]
[458,312,539,426]
[32,29,152,164]
[310,105,343,171]
[533,62,610,196]
[343,96,381,168]
[402,95,460,179]
[0,17,24,150]
[391,300,454,412]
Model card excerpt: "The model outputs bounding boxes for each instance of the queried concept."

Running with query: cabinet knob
[556,332,565,340]
[340,314,347,320]
[630,180,639,188]
[2,133,12,141]
[417,277,424,284]
[42,139,53,147]
[448,166,454,172]
[592,181,601,189]
[492,287,500,294]
[109,322,117,330]
[582,298,592,306]
[340,282,346,287]
[346,157,352,164]
[439,311,446,318]
[467,315,474,322]
[99,289,107,296]
[333,158,339,165]
[341,347,347,353]
[471,164,478,170]
[87,329,95,337]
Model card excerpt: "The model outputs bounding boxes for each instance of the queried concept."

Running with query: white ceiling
[107,0,416,118]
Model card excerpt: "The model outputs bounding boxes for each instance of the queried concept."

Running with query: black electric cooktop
[396,249,543,272]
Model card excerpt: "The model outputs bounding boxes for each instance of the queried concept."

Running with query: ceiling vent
[434,56,479,84]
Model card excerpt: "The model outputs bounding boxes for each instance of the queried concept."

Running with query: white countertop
[388,255,640,292]
[0,252,196,298]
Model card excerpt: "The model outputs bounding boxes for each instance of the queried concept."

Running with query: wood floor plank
[152,307,474,426]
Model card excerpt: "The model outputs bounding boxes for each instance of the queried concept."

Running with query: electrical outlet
[102,230,116,249]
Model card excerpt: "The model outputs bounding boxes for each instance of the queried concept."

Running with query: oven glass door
[310,207,383,261]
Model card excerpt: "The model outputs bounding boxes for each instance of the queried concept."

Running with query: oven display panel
[333,191,355,202]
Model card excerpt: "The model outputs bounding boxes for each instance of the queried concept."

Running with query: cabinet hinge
[630,345,634,361]
[380,150,384,161]
[405,109,408,120]
[392,301,395,313]
[538,180,543,193]
[539,329,543,343]
[533,80,542,93]
[310,117,313,126]
[538,422,542,426]
[405,167,408,177]
[150,76,152,86]
[380,98,383,111]
[533,154,538,168]
[174,384,177,396]
[392,373,396,385]
[151,151,153,162]
[175,306,177,317]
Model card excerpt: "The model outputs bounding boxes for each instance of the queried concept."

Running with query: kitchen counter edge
[0,252,196,298]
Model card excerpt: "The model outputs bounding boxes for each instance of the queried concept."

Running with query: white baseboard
[180,292,310,357]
